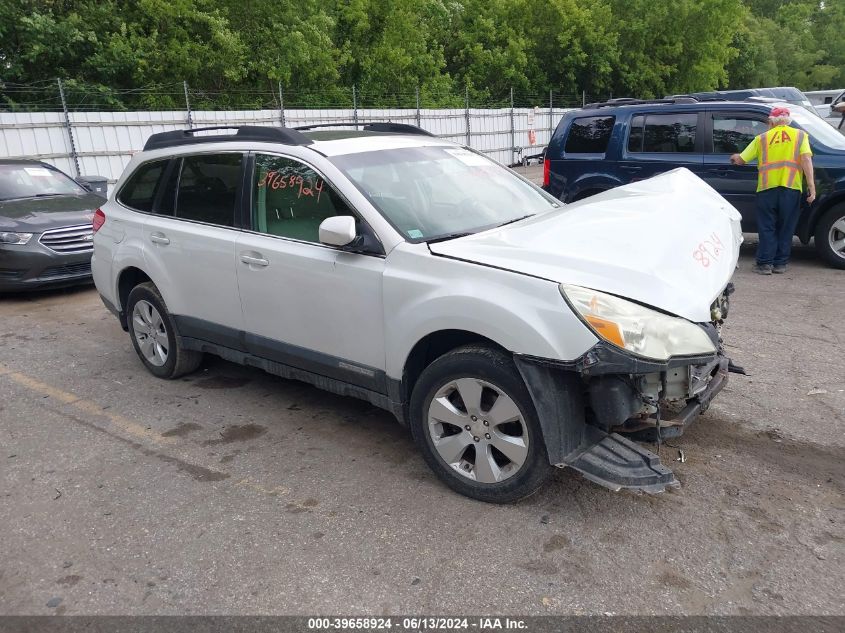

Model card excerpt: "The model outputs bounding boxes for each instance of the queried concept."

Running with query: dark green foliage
[0,0,840,110]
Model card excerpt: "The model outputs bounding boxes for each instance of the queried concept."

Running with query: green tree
[332,0,453,104]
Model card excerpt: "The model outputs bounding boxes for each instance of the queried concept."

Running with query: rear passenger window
[564,116,615,154]
[118,160,168,212]
[253,154,351,243]
[628,113,698,153]
[175,154,242,226]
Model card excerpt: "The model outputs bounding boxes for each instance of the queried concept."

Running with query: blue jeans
[756,186,802,266]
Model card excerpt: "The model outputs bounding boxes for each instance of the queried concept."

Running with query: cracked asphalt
[1,182,843,616]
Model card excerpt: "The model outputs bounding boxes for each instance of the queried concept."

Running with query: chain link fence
[0,80,611,189]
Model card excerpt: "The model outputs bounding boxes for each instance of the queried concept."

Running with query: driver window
[254,154,350,243]
[712,116,768,154]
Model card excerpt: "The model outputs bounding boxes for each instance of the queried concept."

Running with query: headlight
[0,232,33,245]
[560,284,716,360]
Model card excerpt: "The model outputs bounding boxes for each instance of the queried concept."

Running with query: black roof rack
[143,125,313,151]
[293,122,435,136]
[584,97,699,109]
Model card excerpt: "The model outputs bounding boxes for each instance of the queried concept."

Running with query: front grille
[39,224,94,253]
[38,261,92,280]
[0,268,25,280]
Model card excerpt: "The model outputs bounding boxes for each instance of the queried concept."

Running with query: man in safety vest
[730,106,816,275]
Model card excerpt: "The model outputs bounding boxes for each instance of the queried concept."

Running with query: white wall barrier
[0,107,574,192]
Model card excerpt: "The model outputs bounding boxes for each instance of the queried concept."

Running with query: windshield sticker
[407,229,424,239]
[444,148,490,167]
[24,167,52,177]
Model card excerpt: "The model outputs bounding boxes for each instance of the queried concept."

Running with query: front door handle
[621,165,642,171]
[149,232,170,245]
[240,253,269,267]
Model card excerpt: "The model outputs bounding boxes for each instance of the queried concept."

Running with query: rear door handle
[621,165,642,171]
[240,253,269,267]
[149,232,170,245]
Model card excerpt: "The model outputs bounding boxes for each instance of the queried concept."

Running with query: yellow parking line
[0,363,309,503]
[0,361,173,445]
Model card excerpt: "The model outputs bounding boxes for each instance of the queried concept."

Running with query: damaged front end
[515,284,740,494]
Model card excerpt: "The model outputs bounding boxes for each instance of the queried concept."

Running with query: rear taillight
[92,208,106,233]
[542,156,550,188]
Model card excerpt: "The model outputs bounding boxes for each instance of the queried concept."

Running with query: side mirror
[319,216,357,247]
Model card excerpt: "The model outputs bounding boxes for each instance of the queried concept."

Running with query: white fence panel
[0,107,574,193]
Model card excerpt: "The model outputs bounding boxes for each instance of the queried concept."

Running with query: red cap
[770,106,791,117]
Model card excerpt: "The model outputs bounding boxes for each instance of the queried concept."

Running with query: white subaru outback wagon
[93,123,742,503]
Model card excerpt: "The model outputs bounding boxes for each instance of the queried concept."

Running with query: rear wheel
[126,282,202,379]
[814,204,845,269]
[409,345,552,503]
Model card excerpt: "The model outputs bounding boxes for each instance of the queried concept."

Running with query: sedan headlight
[561,284,716,360]
[0,232,33,245]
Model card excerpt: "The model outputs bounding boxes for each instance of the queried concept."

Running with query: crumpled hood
[429,168,742,322]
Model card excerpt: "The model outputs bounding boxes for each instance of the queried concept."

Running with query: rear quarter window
[117,160,168,212]
[564,116,615,154]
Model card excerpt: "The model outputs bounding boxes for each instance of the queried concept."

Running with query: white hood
[429,168,742,322]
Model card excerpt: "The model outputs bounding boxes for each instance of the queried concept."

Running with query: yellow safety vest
[757,126,806,192]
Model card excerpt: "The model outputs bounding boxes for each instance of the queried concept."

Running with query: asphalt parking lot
[1,211,843,615]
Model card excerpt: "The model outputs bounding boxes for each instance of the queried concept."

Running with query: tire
[126,282,203,379]
[572,189,604,202]
[409,345,552,503]
[814,204,845,269]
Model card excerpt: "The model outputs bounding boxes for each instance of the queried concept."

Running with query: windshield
[330,146,560,241]
[791,106,845,150]
[0,164,86,201]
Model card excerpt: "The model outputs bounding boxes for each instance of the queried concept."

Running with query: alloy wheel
[132,299,169,367]
[828,215,845,261]
[427,377,529,484]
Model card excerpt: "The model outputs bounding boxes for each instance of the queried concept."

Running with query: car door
[140,152,245,348]
[619,111,704,182]
[701,111,769,229]
[235,152,387,393]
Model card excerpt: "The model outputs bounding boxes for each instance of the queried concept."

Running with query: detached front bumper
[515,342,731,494]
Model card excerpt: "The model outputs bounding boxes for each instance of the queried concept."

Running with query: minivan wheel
[409,345,552,503]
[126,282,202,379]
[814,204,845,269]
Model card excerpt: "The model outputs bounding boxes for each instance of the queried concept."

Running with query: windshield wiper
[426,231,475,244]
[0,193,65,201]
[495,213,535,228]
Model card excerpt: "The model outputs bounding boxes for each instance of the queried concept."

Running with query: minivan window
[628,113,698,153]
[118,160,168,212]
[174,154,242,226]
[712,116,768,153]
[564,116,615,154]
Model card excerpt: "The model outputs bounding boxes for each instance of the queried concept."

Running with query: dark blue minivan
[543,99,845,268]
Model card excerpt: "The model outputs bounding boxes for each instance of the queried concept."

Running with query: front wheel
[814,204,845,269]
[409,345,552,503]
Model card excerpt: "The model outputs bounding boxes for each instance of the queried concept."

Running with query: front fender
[383,245,598,379]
